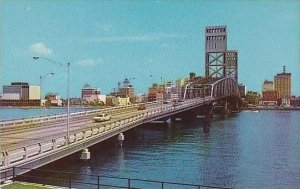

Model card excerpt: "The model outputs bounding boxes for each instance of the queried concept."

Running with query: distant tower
[123,78,130,88]
[274,66,291,98]
[225,50,238,83]
[205,26,227,79]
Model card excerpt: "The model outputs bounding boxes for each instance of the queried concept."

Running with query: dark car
[137,104,146,110]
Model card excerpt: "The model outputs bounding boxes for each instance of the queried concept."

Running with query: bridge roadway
[0,101,166,151]
[0,97,214,178]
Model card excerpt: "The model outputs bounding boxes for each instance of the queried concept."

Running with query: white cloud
[87,33,185,43]
[77,58,103,66]
[29,42,52,56]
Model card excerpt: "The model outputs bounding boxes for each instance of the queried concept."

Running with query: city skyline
[1,0,299,97]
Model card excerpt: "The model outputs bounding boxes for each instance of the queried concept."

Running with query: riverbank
[242,106,300,111]
[0,106,98,109]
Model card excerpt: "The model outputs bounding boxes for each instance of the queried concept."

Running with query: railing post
[97,176,100,189]
[198,185,201,189]
[161,182,164,189]
[128,178,131,189]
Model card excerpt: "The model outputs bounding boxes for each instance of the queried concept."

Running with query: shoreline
[0,106,100,109]
[242,107,300,111]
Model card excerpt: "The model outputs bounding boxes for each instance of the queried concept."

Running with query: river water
[0,107,91,120]
[4,109,300,188]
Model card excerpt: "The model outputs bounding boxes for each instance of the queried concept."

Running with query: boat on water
[251,110,260,113]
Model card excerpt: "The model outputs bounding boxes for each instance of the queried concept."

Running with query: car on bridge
[163,100,172,104]
[137,104,146,110]
[93,113,111,122]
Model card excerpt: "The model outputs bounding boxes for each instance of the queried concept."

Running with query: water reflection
[32,110,300,188]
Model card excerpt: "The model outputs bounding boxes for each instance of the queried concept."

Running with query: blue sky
[1,0,299,97]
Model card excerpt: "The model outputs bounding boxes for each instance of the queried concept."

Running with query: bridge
[0,78,241,181]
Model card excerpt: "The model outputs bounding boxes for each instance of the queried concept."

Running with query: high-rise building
[81,84,100,99]
[29,86,41,100]
[116,78,136,103]
[238,84,246,97]
[3,82,29,100]
[262,80,274,92]
[274,66,291,98]
[1,82,40,106]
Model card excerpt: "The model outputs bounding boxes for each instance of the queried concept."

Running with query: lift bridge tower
[205,26,238,83]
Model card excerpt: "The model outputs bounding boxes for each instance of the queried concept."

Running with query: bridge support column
[236,101,239,110]
[203,104,213,133]
[80,148,90,160]
[117,133,125,147]
[223,98,229,118]
[171,116,176,122]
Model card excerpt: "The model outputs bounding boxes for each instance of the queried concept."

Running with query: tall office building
[3,82,29,100]
[238,84,246,97]
[1,82,40,106]
[262,80,274,92]
[81,84,101,102]
[274,66,291,98]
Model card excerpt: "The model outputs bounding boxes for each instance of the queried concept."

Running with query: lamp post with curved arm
[40,72,54,106]
[33,57,71,144]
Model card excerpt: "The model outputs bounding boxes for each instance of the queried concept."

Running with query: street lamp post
[33,57,71,144]
[40,72,54,106]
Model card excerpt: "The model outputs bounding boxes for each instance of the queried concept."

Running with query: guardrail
[0,102,159,127]
[0,97,211,173]
[0,104,143,128]
[5,167,233,189]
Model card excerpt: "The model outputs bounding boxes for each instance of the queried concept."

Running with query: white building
[98,95,106,104]
[29,86,41,100]
[106,96,130,106]
[0,93,20,100]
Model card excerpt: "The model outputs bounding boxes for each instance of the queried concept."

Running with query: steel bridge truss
[205,52,225,78]
[184,78,241,100]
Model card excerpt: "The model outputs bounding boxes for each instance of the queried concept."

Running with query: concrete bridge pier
[224,98,228,118]
[171,116,176,122]
[117,133,125,147]
[203,103,213,133]
[179,109,198,122]
[80,148,90,160]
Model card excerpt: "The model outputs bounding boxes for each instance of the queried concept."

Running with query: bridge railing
[0,102,162,127]
[0,99,203,169]
[3,167,233,189]
[0,98,209,173]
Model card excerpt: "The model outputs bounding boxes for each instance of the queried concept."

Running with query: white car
[93,113,111,122]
